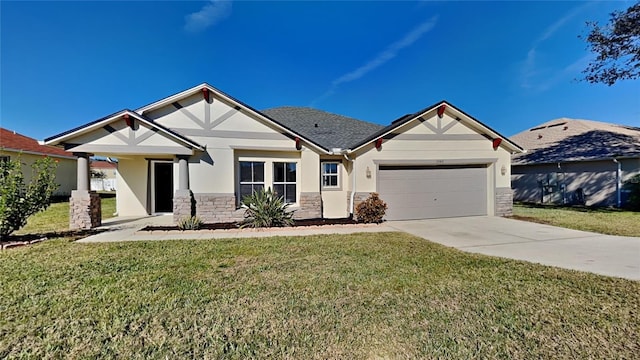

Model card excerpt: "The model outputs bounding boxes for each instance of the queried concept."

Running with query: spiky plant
[240,187,294,228]
[177,216,204,230]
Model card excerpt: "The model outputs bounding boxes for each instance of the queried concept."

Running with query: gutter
[343,152,356,217]
[329,148,356,216]
[613,158,622,208]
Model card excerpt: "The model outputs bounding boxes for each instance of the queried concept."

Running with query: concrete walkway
[78,215,639,281]
[77,215,394,243]
[387,216,640,281]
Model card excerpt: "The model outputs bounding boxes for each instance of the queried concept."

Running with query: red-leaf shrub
[355,192,387,223]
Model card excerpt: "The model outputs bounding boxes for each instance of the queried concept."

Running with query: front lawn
[513,203,640,237]
[1,234,638,358]
[14,196,116,235]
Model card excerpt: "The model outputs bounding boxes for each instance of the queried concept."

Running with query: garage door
[378,165,488,220]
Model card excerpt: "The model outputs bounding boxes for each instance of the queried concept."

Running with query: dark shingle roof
[262,107,384,150]
[510,118,640,165]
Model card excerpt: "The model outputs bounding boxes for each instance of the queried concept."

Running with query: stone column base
[295,192,322,219]
[173,189,194,223]
[496,188,514,217]
[69,190,101,230]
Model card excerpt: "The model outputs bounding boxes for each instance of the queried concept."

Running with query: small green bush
[355,192,387,223]
[623,174,640,210]
[1,156,58,237]
[177,216,204,230]
[240,187,294,228]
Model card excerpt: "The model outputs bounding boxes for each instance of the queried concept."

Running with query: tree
[581,2,640,85]
[0,157,58,238]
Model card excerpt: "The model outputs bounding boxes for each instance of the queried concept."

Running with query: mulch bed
[1,229,104,250]
[140,217,359,232]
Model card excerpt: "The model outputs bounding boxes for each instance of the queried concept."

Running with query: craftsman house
[44,83,523,229]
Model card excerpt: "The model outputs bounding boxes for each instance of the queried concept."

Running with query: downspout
[343,152,356,216]
[613,158,621,207]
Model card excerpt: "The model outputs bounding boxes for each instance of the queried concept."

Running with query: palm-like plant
[240,187,295,228]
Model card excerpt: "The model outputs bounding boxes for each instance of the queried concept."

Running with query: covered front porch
[44,110,204,230]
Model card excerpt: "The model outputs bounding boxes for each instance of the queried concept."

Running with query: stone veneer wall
[69,190,101,230]
[496,187,514,216]
[294,192,322,219]
[193,193,245,223]
[187,192,323,223]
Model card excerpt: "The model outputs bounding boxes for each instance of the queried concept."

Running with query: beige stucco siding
[513,158,640,207]
[145,92,321,198]
[116,156,148,216]
[66,118,193,156]
[0,150,76,196]
[351,112,512,217]
[320,157,349,218]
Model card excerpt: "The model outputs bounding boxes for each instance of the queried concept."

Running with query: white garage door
[378,165,488,220]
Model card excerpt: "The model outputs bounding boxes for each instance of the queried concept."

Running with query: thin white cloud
[534,4,586,45]
[185,0,232,32]
[312,16,438,106]
[520,2,594,90]
[536,53,593,91]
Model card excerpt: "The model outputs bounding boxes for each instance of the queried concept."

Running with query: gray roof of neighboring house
[510,118,640,165]
[262,106,384,150]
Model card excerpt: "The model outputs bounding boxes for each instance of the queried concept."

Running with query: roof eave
[0,147,77,160]
[349,101,525,154]
[44,110,205,152]
[513,154,640,166]
[136,83,330,154]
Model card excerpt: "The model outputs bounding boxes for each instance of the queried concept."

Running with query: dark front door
[154,162,173,213]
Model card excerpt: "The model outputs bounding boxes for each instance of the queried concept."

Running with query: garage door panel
[378,166,487,220]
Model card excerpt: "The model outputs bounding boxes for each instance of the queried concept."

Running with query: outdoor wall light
[366,166,372,178]
[501,165,507,176]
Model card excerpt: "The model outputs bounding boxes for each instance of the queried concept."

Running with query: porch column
[178,155,189,190]
[76,153,90,191]
[173,155,194,223]
[69,152,101,230]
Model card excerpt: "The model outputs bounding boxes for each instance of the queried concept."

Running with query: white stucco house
[44,83,523,229]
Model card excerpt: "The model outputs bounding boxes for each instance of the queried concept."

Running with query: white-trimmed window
[322,162,340,188]
[239,161,264,203]
[273,162,297,203]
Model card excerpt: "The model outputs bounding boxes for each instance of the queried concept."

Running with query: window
[273,162,296,203]
[0,156,9,164]
[322,162,339,188]
[239,161,264,203]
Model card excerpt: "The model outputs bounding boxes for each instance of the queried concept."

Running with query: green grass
[14,196,116,235]
[513,204,640,237]
[1,234,638,359]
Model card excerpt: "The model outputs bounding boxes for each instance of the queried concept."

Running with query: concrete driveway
[387,216,640,281]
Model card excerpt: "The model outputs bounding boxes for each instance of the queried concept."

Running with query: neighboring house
[511,118,640,207]
[90,159,117,191]
[0,127,77,196]
[44,83,523,229]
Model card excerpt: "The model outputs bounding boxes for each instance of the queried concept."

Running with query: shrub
[623,174,640,210]
[0,156,58,237]
[240,187,294,228]
[355,192,387,223]
[177,216,204,230]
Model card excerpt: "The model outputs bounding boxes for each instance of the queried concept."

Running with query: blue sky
[1,1,639,141]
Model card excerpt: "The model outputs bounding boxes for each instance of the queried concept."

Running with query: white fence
[91,178,117,191]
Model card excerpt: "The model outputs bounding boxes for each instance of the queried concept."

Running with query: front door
[153,161,173,213]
